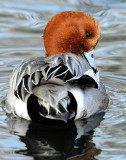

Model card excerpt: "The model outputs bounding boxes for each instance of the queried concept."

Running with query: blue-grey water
[0,0,126,160]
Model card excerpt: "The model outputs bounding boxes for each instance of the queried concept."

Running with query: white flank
[14,98,31,120]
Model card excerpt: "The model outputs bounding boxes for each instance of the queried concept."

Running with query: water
[0,0,126,159]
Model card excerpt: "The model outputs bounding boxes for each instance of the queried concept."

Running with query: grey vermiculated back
[9,53,91,101]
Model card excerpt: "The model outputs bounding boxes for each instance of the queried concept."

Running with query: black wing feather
[12,54,85,102]
[45,64,74,82]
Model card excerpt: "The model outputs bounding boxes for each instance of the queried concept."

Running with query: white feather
[69,87,85,120]
[14,98,31,120]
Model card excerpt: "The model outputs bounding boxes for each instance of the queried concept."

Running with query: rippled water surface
[0,0,126,159]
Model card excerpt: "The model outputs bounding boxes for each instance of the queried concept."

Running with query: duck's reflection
[7,112,104,160]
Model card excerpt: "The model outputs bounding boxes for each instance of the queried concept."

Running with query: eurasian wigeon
[6,11,107,125]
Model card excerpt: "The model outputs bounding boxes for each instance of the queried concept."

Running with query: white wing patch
[69,87,85,120]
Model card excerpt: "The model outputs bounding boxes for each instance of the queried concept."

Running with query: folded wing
[11,54,90,102]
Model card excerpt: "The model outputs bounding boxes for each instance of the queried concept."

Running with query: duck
[5,11,107,125]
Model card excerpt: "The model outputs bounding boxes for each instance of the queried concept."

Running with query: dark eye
[86,31,92,38]
[91,54,94,58]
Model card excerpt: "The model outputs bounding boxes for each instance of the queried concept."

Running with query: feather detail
[10,54,91,102]
[6,53,106,124]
